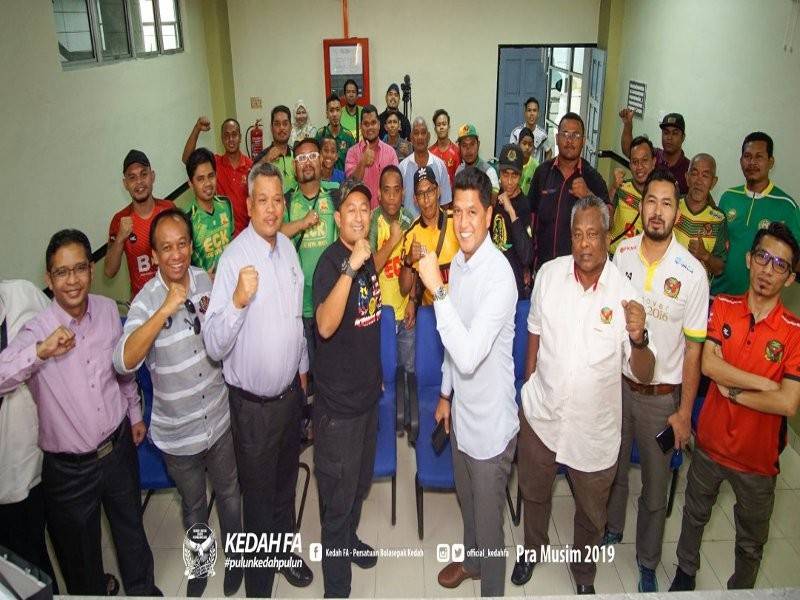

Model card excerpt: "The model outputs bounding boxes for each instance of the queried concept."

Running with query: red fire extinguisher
[246,119,263,158]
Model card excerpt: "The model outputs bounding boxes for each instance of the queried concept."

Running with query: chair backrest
[414,306,455,489]
[374,307,397,479]
[512,300,531,405]
[136,361,175,491]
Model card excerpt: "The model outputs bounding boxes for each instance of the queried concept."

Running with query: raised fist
[161,283,188,316]
[622,299,646,344]
[36,326,76,360]
[349,239,372,271]
[233,266,259,309]
[118,216,134,240]
[197,116,211,132]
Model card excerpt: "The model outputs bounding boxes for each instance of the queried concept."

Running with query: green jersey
[284,182,340,317]
[184,196,234,272]
[712,182,800,296]
[339,105,362,143]
[521,157,538,196]
[317,125,356,171]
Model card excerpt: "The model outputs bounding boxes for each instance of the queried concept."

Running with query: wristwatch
[630,328,649,349]
[433,285,448,302]
[340,258,357,279]
[728,387,741,404]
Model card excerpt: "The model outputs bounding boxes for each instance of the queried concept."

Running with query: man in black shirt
[493,144,534,298]
[529,112,609,271]
[312,179,382,598]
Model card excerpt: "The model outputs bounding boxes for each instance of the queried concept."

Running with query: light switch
[250,97,262,109]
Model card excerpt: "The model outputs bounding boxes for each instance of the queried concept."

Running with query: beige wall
[0,1,214,295]
[227,0,600,157]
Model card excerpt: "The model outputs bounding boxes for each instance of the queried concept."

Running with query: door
[495,47,548,158]
[583,48,606,167]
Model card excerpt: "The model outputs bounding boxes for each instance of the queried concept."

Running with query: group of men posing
[1,80,799,600]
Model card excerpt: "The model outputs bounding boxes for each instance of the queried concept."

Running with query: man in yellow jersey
[608,136,656,255]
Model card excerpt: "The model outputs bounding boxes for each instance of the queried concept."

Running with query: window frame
[545,47,586,143]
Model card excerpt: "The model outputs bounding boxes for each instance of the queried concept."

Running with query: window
[52,0,182,67]
[545,47,588,154]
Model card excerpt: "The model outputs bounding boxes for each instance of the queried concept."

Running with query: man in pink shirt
[345,104,399,208]
[0,229,158,596]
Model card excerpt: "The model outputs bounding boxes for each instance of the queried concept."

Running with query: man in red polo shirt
[182,116,253,235]
[670,222,800,592]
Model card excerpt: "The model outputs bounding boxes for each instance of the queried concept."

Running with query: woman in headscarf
[289,100,317,146]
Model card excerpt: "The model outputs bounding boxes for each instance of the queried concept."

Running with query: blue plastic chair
[413,306,455,539]
[373,307,398,525]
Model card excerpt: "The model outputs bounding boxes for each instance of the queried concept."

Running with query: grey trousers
[676,447,776,589]
[451,417,516,598]
[606,384,679,569]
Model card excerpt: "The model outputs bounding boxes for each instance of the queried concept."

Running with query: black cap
[499,144,524,174]
[659,113,686,133]
[386,83,400,94]
[413,166,438,192]
[337,179,372,209]
[292,137,320,154]
[123,149,150,172]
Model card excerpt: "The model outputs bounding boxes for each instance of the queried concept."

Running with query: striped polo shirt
[113,267,229,456]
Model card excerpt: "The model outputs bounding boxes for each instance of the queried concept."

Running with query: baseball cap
[457,123,479,142]
[386,83,400,94]
[659,113,686,133]
[499,144,524,174]
[336,178,372,210]
[413,166,437,192]
[123,149,150,172]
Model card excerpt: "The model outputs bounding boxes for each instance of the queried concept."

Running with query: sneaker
[638,563,658,593]
[669,566,696,592]
[351,538,377,569]
[600,530,623,546]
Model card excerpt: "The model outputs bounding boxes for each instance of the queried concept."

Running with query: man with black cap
[105,150,172,299]
[313,179,382,598]
[378,83,411,140]
[493,144,534,299]
[620,109,690,194]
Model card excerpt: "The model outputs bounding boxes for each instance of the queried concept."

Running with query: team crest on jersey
[622,194,637,207]
[758,219,771,230]
[319,199,329,212]
[664,277,681,299]
[722,323,732,339]
[198,295,210,314]
[765,339,784,363]
[600,306,613,324]
[726,208,737,222]
[703,223,713,235]
[339,140,347,151]
[220,213,229,226]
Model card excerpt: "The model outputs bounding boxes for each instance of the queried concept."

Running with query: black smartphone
[431,419,449,455]
[655,425,675,454]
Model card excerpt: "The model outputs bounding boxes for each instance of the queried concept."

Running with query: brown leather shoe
[438,562,480,588]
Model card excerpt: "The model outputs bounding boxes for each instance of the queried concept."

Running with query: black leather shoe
[669,566,696,592]
[279,553,313,588]
[511,557,536,586]
[351,539,378,569]
[576,584,596,594]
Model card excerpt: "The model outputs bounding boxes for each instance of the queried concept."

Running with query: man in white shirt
[509,97,553,164]
[605,168,708,592]
[417,167,519,597]
[514,195,655,594]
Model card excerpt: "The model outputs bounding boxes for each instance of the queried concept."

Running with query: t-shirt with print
[316,126,355,171]
[184,196,234,273]
[675,196,728,282]
[284,182,340,317]
[312,239,382,417]
[369,207,415,321]
[609,180,644,256]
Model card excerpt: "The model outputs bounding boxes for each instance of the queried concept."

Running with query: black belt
[47,417,128,463]
[232,382,297,404]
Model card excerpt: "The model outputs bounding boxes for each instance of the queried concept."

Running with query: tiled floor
[53,438,800,596]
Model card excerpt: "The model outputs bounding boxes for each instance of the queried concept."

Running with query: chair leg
[391,475,397,526]
[666,467,679,518]
[505,485,517,524]
[415,473,423,540]
[407,372,419,444]
[207,491,216,516]
[296,462,311,529]
[142,489,153,512]
[396,366,405,433]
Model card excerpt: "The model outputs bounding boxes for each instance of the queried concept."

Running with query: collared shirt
[184,196,234,273]
[253,145,297,192]
[429,141,461,188]
[344,139,399,208]
[521,256,651,472]
[0,280,49,503]
[203,225,307,397]
[699,294,800,476]
[509,124,552,164]
[0,295,141,454]
[399,152,452,217]
[436,235,519,460]
[455,158,500,192]
[214,152,253,236]
[113,267,229,456]
[369,206,415,320]
[675,196,729,282]
[655,148,690,195]
[609,180,644,255]
[614,234,709,384]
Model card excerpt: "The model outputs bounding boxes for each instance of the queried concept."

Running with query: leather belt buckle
[96,440,113,459]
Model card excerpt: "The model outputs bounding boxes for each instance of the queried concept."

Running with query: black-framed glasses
[752,248,792,275]
[50,262,90,281]
[184,299,201,334]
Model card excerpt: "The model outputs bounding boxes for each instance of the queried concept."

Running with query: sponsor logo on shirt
[663,277,682,299]
[722,323,732,339]
[765,339,784,363]
[759,219,771,230]
[600,306,613,324]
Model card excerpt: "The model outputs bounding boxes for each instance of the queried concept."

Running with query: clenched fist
[233,266,259,309]
[619,107,634,125]
[118,216,133,240]
[570,177,590,199]
[161,283,188,316]
[36,326,76,360]
[348,239,372,272]
[303,209,320,230]
[196,116,211,132]
[622,299,646,345]
[362,147,376,167]
[417,250,443,293]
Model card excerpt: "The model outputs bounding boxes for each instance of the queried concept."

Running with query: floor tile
[700,540,772,589]
[759,537,800,587]
[523,546,575,595]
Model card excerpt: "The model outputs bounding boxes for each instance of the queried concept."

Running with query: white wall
[612,0,800,196]
[0,1,214,288]
[227,0,600,157]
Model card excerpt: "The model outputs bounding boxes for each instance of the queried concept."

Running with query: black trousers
[229,385,301,598]
[0,483,59,594]
[41,417,156,596]
[314,400,377,598]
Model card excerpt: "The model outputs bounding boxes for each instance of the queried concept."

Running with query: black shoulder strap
[0,319,7,410]
[435,210,448,256]
[610,213,640,245]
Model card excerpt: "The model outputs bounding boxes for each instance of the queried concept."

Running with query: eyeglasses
[752,248,792,275]
[557,132,583,141]
[295,152,319,163]
[51,262,90,281]
[184,299,201,334]
[415,186,438,199]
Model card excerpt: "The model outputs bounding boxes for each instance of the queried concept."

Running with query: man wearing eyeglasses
[113,208,243,597]
[529,112,610,273]
[0,229,159,596]
[670,222,800,591]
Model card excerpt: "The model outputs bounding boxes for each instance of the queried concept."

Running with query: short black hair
[642,167,680,201]
[518,127,535,142]
[453,167,492,208]
[559,111,585,135]
[46,229,92,271]
[751,222,800,268]
[293,137,320,154]
[326,93,340,107]
[343,79,359,93]
[380,164,403,188]
[271,105,291,124]
[432,108,450,125]
[186,147,215,180]
[361,104,378,121]
[149,208,193,250]
[524,96,540,110]
[630,135,655,156]
[742,131,774,158]
[221,118,241,133]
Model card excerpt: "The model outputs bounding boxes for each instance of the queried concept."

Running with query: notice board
[323,38,370,104]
